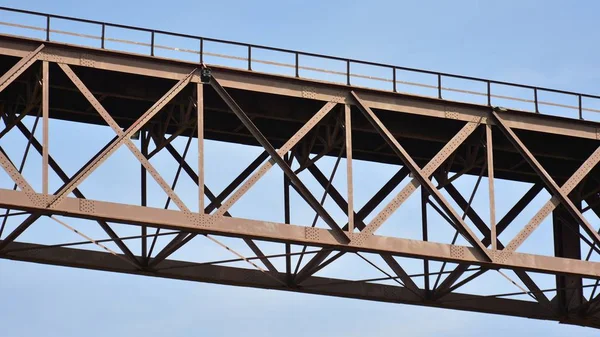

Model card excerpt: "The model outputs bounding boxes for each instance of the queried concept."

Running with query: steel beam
[41,60,49,195]
[381,254,421,295]
[440,181,502,248]
[302,161,365,230]
[144,133,282,273]
[1,36,599,143]
[292,166,411,279]
[141,130,148,261]
[284,153,292,283]
[1,114,141,266]
[487,124,497,250]
[149,99,336,266]
[209,73,349,243]
[360,120,480,236]
[486,183,544,246]
[513,270,553,310]
[197,82,205,213]
[350,91,492,261]
[55,63,195,211]
[553,204,584,315]
[2,32,600,328]
[3,189,600,278]
[345,104,354,233]
[2,241,585,326]
[492,111,600,252]
[0,44,44,93]
[210,101,334,216]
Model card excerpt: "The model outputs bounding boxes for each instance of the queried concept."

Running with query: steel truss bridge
[1,6,600,329]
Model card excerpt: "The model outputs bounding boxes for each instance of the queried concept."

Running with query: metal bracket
[79,53,95,67]
[445,110,460,120]
[200,67,212,83]
[79,199,95,213]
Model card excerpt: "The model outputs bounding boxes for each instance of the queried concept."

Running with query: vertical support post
[346,60,350,85]
[42,60,49,195]
[487,81,491,106]
[284,153,292,284]
[247,46,252,71]
[150,31,155,56]
[141,130,148,261]
[199,38,203,64]
[437,74,442,99]
[295,53,299,78]
[553,203,583,314]
[197,82,204,213]
[101,24,105,49]
[392,67,397,93]
[486,124,496,250]
[579,95,583,120]
[534,88,539,113]
[345,104,354,233]
[45,15,50,41]
[421,188,430,296]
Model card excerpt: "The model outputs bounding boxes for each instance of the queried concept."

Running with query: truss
[1,40,600,329]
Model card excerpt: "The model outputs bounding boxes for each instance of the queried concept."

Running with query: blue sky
[1,0,600,336]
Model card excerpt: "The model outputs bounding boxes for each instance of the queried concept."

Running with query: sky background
[1,0,600,336]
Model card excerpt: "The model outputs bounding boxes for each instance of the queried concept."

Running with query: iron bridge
[1,6,600,329]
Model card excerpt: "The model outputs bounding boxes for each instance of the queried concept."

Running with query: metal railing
[1,6,600,120]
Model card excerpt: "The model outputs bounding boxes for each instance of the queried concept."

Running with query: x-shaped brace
[47,65,195,210]
[492,111,600,252]
[58,63,192,213]
[351,91,493,261]
[360,113,481,236]
[208,71,350,244]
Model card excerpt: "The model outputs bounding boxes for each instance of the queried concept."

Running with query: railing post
[248,46,252,71]
[346,60,351,85]
[487,81,491,106]
[45,15,50,41]
[199,38,203,63]
[534,88,539,113]
[150,31,155,56]
[437,74,442,99]
[392,67,397,93]
[295,53,299,78]
[579,95,583,120]
[101,24,105,49]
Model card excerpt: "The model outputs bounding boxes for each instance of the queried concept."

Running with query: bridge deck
[0,34,598,184]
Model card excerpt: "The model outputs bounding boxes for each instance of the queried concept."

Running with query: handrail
[0,6,598,120]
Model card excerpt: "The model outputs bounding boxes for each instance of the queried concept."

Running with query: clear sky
[1,0,600,336]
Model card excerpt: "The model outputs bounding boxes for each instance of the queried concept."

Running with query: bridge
[1,6,600,328]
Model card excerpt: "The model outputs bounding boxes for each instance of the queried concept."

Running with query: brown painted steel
[1,21,600,329]
[208,76,350,243]
[41,60,48,195]
[4,240,583,324]
[350,91,492,261]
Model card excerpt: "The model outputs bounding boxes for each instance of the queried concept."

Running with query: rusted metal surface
[0,9,600,330]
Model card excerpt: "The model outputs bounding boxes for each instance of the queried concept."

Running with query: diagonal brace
[492,111,600,251]
[294,167,411,281]
[212,101,335,218]
[360,113,480,236]
[351,91,492,261]
[381,254,421,295]
[0,44,44,93]
[1,114,142,266]
[59,63,190,213]
[47,68,196,209]
[209,73,349,244]
[302,160,366,230]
